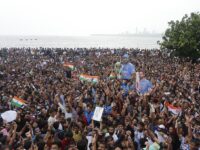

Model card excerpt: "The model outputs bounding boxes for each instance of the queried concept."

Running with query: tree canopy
[160,12,200,58]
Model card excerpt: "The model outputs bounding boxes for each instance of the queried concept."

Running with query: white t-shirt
[105,133,118,142]
[48,116,57,126]
[134,130,144,150]
[65,112,72,119]
[154,130,166,143]
[86,136,92,150]
[180,137,190,150]
[48,116,63,130]
[134,130,144,142]
[58,102,72,119]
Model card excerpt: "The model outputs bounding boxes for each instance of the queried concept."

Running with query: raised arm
[166,136,173,150]
[185,115,193,140]
[8,122,18,145]
[121,101,128,116]
[146,126,160,144]
[91,133,97,150]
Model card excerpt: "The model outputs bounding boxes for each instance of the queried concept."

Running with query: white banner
[92,107,104,122]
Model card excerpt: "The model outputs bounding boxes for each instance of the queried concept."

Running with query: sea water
[0,35,161,49]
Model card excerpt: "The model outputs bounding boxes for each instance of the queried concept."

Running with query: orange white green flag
[109,73,116,79]
[164,101,182,115]
[11,96,26,108]
[79,74,99,83]
[63,63,75,70]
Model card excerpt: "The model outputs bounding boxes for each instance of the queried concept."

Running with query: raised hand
[166,136,172,144]
[92,133,97,144]
[185,115,193,125]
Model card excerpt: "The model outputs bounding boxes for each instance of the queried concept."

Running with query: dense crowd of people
[0,48,200,150]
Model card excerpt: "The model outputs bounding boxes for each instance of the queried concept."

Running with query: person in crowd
[137,72,153,95]
[0,48,199,150]
[120,54,136,80]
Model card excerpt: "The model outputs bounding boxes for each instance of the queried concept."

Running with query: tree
[159,12,200,58]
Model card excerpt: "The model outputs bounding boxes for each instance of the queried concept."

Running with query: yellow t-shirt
[73,131,82,142]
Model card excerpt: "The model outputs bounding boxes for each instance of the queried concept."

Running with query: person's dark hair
[0,136,7,145]
[34,135,43,143]
[0,118,3,126]
[0,133,3,139]
[0,145,10,150]
[57,131,65,140]
[105,119,113,126]
[159,142,168,149]
[65,129,73,138]
[105,136,113,143]
[140,138,148,148]
[49,109,55,115]
[53,122,60,130]
[37,141,45,150]
[77,110,84,116]
[65,144,77,150]
[66,118,72,124]
[139,122,145,127]
[52,140,62,148]
[37,119,48,129]
[24,140,32,150]
[77,139,88,150]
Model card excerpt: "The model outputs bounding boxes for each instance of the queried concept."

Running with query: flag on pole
[79,74,99,83]
[63,63,75,70]
[11,96,26,108]
[164,101,182,115]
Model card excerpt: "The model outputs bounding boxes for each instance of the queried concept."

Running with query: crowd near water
[0,48,200,150]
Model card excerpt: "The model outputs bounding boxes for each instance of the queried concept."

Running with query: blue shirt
[84,111,94,125]
[104,105,112,115]
[92,88,96,103]
[60,95,65,107]
[121,63,135,79]
[121,83,135,96]
[121,83,129,93]
[138,79,153,94]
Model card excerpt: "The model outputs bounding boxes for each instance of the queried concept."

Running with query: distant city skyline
[0,0,199,36]
[119,28,162,35]
[93,28,163,36]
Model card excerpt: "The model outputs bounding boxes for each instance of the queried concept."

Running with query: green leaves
[160,12,200,58]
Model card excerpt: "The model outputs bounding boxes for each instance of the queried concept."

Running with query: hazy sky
[0,0,199,36]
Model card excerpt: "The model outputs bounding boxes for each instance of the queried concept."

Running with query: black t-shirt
[65,70,71,78]
[170,133,181,150]
[16,118,27,132]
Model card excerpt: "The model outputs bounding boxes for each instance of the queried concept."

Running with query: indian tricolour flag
[79,74,99,83]
[63,63,75,70]
[109,73,115,79]
[11,96,26,108]
[164,101,182,115]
